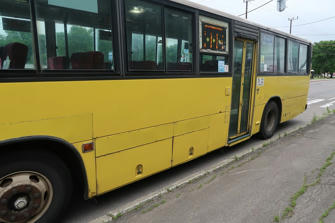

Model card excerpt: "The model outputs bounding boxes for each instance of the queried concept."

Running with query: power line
[276,15,335,28]
[238,0,274,17]
[295,16,335,27]
[296,34,335,36]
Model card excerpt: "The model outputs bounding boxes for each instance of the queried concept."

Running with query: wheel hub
[0,172,53,223]
[14,196,29,211]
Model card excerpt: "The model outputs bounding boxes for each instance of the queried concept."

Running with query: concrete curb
[90,116,326,223]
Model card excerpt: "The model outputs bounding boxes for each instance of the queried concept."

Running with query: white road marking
[328,97,335,101]
[307,99,325,105]
[320,101,335,108]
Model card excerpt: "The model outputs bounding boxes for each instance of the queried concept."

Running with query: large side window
[299,44,308,74]
[165,8,193,71]
[125,0,193,73]
[274,37,285,73]
[36,0,115,70]
[200,54,228,72]
[260,33,274,73]
[125,0,163,71]
[0,0,35,70]
[287,40,299,73]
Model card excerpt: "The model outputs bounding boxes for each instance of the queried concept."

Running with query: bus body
[0,0,311,222]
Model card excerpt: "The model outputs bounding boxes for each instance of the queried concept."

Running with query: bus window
[199,16,229,73]
[55,23,66,57]
[288,40,299,73]
[67,25,94,60]
[125,0,163,71]
[166,38,178,63]
[35,0,115,70]
[131,33,144,62]
[165,8,193,71]
[200,54,228,72]
[145,35,159,63]
[274,37,285,73]
[0,0,35,70]
[260,33,274,73]
[299,44,308,74]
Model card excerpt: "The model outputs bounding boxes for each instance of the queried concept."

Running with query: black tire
[259,101,280,139]
[0,150,72,223]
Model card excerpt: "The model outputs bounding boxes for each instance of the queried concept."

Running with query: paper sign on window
[264,64,268,72]
[218,61,225,72]
[224,65,229,72]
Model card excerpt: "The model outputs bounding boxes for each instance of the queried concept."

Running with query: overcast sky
[189,0,335,43]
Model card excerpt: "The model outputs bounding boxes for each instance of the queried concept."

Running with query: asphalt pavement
[64,79,335,223]
[114,114,335,223]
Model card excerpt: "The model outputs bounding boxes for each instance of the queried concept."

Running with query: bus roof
[170,0,311,44]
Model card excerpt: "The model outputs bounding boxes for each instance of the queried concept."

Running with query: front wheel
[0,151,72,223]
[259,101,279,139]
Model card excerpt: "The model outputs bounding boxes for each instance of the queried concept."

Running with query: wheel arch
[266,96,283,123]
[0,136,89,199]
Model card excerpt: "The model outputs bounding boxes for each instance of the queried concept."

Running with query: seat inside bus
[0,0,32,69]
[0,43,29,69]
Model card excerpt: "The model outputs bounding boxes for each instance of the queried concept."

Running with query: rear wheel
[259,101,280,139]
[0,151,72,223]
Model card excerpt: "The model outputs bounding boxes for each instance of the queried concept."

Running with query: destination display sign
[202,23,227,52]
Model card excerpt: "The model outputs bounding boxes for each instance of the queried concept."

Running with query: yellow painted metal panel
[0,78,231,141]
[96,139,172,194]
[255,76,309,107]
[172,129,209,166]
[208,113,228,152]
[72,141,97,198]
[282,95,307,121]
[251,75,309,135]
[0,75,310,197]
[96,123,173,157]
[92,78,231,137]
[173,116,210,136]
[0,113,92,143]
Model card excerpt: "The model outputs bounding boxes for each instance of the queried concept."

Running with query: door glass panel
[240,42,254,133]
[229,40,244,137]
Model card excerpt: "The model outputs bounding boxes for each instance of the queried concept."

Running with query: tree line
[312,40,335,75]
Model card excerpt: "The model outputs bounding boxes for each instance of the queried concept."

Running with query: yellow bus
[0,0,311,222]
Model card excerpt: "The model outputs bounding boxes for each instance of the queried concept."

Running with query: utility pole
[243,0,254,19]
[288,16,298,34]
[246,0,248,19]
